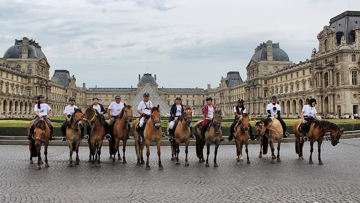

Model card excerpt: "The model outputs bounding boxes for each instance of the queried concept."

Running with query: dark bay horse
[167,106,192,166]
[83,106,105,167]
[27,119,50,170]
[234,113,250,165]
[254,117,283,164]
[132,105,163,170]
[109,104,133,165]
[194,109,223,167]
[293,119,344,164]
[66,108,84,167]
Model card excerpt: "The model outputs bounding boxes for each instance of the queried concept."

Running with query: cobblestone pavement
[0,138,359,203]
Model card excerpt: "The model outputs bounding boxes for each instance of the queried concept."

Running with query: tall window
[296,72,299,77]
[336,56,339,63]
[27,65,32,74]
[325,39,329,51]
[303,70,305,75]
[16,64,21,71]
[352,71,357,85]
[291,73,293,78]
[264,90,268,97]
[274,66,278,72]
[336,72,340,86]
[264,80,267,84]
[264,67,268,75]
[352,54,356,62]
[325,73,329,87]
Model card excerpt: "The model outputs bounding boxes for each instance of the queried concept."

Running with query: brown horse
[194,109,223,167]
[132,105,163,170]
[109,104,133,165]
[83,105,105,167]
[254,117,283,164]
[293,119,344,164]
[167,106,192,166]
[66,108,84,167]
[27,119,50,170]
[234,113,250,165]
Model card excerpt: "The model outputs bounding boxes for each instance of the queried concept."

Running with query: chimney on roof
[266,40,273,61]
[154,74,156,81]
[138,74,140,82]
[22,37,29,59]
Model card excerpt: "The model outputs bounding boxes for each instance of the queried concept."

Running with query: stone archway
[298,99,304,116]
[281,101,285,115]
[292,100,297,115]
[286,100,290,116]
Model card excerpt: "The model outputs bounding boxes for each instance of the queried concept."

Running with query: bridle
[70,112,84,131]
[83,109,97,126]
[149,111,161,130]
[241,121,249,132]
[33,129,44,144]
[182,111,193,127]
[331,126,342,144]
[119,109,133,126]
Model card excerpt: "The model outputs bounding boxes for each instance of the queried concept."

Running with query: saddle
[196,121,212,131]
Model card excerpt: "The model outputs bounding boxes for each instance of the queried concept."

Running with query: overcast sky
[0,0,359,89]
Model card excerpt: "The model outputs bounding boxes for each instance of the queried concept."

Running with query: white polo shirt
[175,105,182,116]
[34,103,51,116]
[302,105,317,117]
[108,102,124,116]
[64,105,78,116]
[137,101,153,115]
[267,103,281,115]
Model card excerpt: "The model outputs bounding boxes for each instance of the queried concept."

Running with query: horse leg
[205,144,210,167]
[201,142,205,162]
[171,139,176,161]
[112,138,119,165]
[185,139,190,166]
[246,141,250,164]
[141,140,145,165]
[118,147,122,160]
[270,140,275,164]
[276,140,281,162]
[157,140,163,170]
[37,150,41,170]
[214,143,219,167]
[175,140,180,165]
[236,139,240,166]
[145,140,151,170]
[318,141,323,165]
[309,141,314,164]
[122,140,127,164]
[68,141,73,167]
[90,142,95,167]
[259,137,263,158]
[135,139,141,165]
[97,141,103,167]
[75,141,80,165]
[240,141,244,161]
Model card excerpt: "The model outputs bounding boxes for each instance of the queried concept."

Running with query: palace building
[0,11,359,118]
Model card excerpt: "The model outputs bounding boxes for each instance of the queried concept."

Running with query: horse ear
[340,127,345,133]
[157,104,159,109]
[260,123,264,126]
[130,105,133,108]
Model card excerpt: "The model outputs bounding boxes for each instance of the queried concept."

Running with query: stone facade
[1,11,359,118]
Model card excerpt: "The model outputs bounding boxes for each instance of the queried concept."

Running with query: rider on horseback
[84,96,109,140]
[299,98,318,140]
[201,96,224,142]
[266,95,290,138]
[61,97,84,142]
[168,97,195,141]
[107,95,129,139]
[136,92,153,137]
[27,94,55,141]
[228,98,254,141]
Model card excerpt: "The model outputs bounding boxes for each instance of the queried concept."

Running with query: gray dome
[138,73,157,85]
[3,38,46,59]
[251,42,289,62]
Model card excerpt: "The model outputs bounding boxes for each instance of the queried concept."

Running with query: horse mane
[151,106,160,113]
[314,120,339,130]
[35,120,46,130]
[118,105,131,119]
[214,109,222,116]
[259,117,272,127]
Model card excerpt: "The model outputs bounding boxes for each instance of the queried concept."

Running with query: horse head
[83,105,97,127]
[330,126,345,146]
[254,120,266,140]
[150,104,161,129]
[182,106,193,127]
[240,113,250,132]
[121,104,133,123]
[33,120,46,148]
[71,108,84,128]
[212,109,223,130]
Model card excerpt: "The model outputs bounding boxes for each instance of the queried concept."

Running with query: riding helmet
[238,98,244,103]
[92,96,99,101]
[69,97,75,102]
[115,95,121,99]
[143,92,150,97]
[37,94,44,99]
[309,98,317,105]
[271,95,277,99]
[206,96,213,101]
[175,97,182,101]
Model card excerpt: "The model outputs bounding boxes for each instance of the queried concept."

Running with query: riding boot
[49,126,55,140]
[249,126,255,140]
[105,122,111,140]
[61,130,66,142]
[201,127,206,141]
[168,128,174,141]
[189,126,194,138]
[27,126,34,140]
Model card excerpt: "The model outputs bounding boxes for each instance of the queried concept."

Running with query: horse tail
[30,139,37,157]
[262,135,268,155]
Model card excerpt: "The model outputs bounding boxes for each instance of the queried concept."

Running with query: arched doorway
[24,102,28,115]
[2,100,6,115]
[9,101,13,116]
[286,101,290,116]
[14,101,18,115]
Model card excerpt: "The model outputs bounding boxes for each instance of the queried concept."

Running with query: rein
[83,109,97,125]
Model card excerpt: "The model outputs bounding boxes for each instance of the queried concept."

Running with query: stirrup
[189,134,195,138]
[62,137,66,142]
[27,135,32,140]
[49,136,55,141]
[84,134,89,140]
[105,134,111,140]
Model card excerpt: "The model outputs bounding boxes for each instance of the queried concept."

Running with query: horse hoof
[247,160,250,164]
[30,160,33,164]
[214,163,218,167]
[141,161,145,165]
[171,157,175,161]
[236,162,240,166]
[258,155,262,158]
[199,160,202,163]
[112,162,115,166]
[185,162,189,167]
[91,164,95,168]
[270,160,275,164]
[146,166,151,170]
[109,156,112,159]
[309,160,313,164]
[159,165,164,170]
[36,166,41,170]
[240,157,244,161]
[301,156,304,160]
[45,164,49,168]
[176,162,180,165]
[68,163,72,167]
[205,163,209,167]
[97,164,101,168]
[319,161,324,165]
[40,160,44,164]
[118,157,122,160]
[136,162,141,166]
[277,158,281,162]
[123,160,127,164]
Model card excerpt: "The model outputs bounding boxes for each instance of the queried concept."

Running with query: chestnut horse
[167,106,192,166]
[254,117,283,164]
[27,119,50,170]
[293,119,344,164]
[83,105,105,167]
[132,105,163,170]
[109,104,133,165]
[194,109,223,167]
[234,113,250,165]
[66,108,84,167]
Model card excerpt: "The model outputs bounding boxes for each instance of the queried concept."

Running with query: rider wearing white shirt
[228,99,254,141]
[27,94,54,140]
[168,97,194,141]
[60,97,82,142]
[266,95,290,138]
[299,98,318,135]
[107,95,126,139]
[136,92,154,135]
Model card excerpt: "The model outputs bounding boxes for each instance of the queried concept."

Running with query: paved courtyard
[0,138,359,202]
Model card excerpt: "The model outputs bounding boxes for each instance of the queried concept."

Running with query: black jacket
[169,103,184,122]
[97,103,107,114]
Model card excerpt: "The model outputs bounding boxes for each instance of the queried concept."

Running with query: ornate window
[325,39,329,51]
[336,72,340,86]
[352,54,356,62]
[352,71,357,85]
[324,73,329,87]
[27,64,32,74]
[263,67,268,75]
[16,64,21,71]
[274,66,278,72]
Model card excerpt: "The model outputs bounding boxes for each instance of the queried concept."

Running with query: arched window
[263,66,268,75]
[27,64,32,74]
[352,71,357,85]
[352,54,356,62]
[336,56,339,63]
[325,39,329,51]
[324,73,329,87]
[16,64,21,71]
